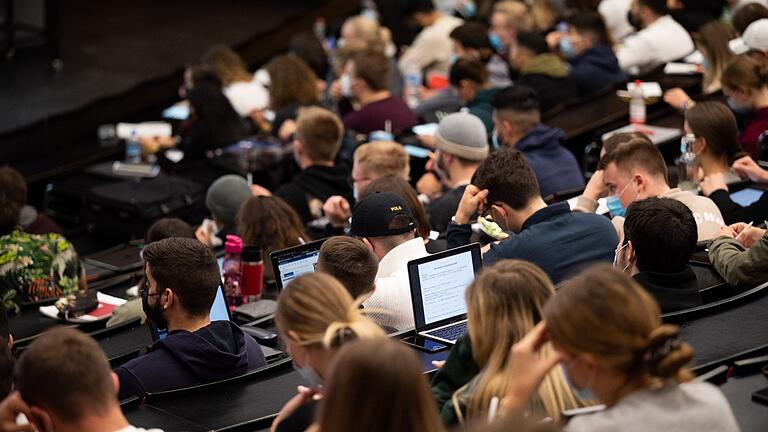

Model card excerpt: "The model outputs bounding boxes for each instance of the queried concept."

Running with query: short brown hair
[145,218,195,243]
[685,101,743,164]
[16,328,115,422]
[296,106,344,162]
[0,166,27,233]
[602,132,651,156]
[472,149,540,211]
[351,49,390,92]
[317,236,378,298]
[143,237,221,317]
[600,138,667,182]
[354,141,410,180]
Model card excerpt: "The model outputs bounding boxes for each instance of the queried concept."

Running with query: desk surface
[720,373,768,432]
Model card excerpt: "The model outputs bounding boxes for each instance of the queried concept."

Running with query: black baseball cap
[350,192,416,238]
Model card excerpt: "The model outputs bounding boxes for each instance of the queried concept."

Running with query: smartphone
[752,386,768,406]
[401,335,448,353]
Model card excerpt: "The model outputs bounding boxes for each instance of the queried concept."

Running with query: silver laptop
[408,243,482,344]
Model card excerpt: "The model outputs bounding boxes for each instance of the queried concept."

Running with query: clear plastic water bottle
[404,61,422,109]
[629,80,646,125]
[361,0,378,21]
[676,134,699,191]
[222,235,244,309]
[125,130,141,164]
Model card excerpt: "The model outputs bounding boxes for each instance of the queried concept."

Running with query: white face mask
[613,241,631,272]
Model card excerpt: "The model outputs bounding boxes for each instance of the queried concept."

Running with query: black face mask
[627,11,643,31]
[142,279,168,331]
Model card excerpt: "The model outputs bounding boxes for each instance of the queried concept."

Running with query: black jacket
[116,321,267,400]
[274,164,352,225]
[569,45,627,96]
[633,266,702,314]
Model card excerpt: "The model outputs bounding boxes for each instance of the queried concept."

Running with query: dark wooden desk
[720,372,768,432]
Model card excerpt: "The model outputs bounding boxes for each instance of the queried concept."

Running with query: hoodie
[569,44,627,96]
[633,266,702,314]
[517,53,580,114]
[515,124,585,198]
[116,321,266,400]
[275,164,353,225]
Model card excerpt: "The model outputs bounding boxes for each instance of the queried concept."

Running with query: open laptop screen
[409,243,482,329]
[270,238,328,290]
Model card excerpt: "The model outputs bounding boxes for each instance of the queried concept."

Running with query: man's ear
[7,334,12,348]
[693,137,707,155]
[294,139,304,156]
[626,240,636,264]
[162,288,174,310]
[111,372,120,396]
[361,237,374,253]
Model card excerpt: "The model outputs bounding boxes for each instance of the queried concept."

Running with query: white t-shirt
[599,0,634,42]
[363,237,429,332]
[616,15,694,75]
[566,381,739,432]
[223,77,268,117]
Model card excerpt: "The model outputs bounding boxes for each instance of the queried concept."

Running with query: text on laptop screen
[417,249,475,325]
[277,251,320,287]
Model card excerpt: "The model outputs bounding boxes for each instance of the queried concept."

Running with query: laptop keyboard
[425,321,468,342]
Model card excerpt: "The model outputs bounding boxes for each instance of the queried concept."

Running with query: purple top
[342,96,419,135]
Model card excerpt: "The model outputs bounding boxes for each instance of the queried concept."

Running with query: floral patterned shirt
[0,230,81,312]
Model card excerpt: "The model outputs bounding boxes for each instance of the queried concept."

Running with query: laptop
[270,238,328,290]
[408,243,482,344]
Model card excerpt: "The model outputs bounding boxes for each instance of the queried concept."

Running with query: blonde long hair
[457,260,581,423]
[274,273,385,349]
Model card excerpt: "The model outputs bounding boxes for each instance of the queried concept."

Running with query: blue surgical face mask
[449,53,458,65]
[700,57,710,71]
[491,130,501,150]
[606,195,625,218]
[727,97,753,115]
[489,33,506,53]
[340,74,352,98]
[562,365,596,401]
[459,0,476,18]
[559,37,577,60]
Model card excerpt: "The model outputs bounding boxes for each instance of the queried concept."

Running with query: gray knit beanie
[205,175,251,225]
[433,112,489,161]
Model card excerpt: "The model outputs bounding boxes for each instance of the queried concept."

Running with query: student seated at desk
[115,238,266,401]
[196,174,252,247]
[618,197,702,313]
[499,266,740,432]
[0,167,86,313]
[108,217,196,328]
[709,221,768,288]
[351,192,430,331]
[556,12,627,96]
[360,176,435,248]
[316,339,443,432]
[449,59,498,133]
[511,32,580,114]
[685,102,745,185]
[271,273,385,432]
[721,54,768,157]
[323,141,410,230]
[418,112,488,234]
[447,149,617,284]
[432,260,582,427]
[701,155,768,224]
[616,0,694,75]
[490,86,584,198]
[0,328,164,432]
[316,236,378,301]
[583,138,725,241]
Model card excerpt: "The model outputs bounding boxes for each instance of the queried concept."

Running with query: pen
[735,221,754,242]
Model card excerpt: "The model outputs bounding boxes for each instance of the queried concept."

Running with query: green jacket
[708,233,768,288]
[431,334,479,426]
[467,88,498,134]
